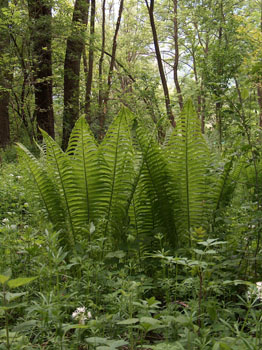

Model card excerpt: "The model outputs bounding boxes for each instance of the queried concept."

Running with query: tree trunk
[85,0,95,122]
[62,0,89,150]
[100,0,124,129]
[173,0,183,111]
[98,0,106,136]
[258,0,262,128]
[145,0,175,127]
[28,0,54,140]
[215,100,222,148]
[0,0,11,148]
[258,84,262,128]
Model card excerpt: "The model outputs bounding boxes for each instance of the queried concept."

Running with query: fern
[16,144,69,246]
[98,107,135,244]
[134,120,177,247]
[166,100,210,239]
[66,117,100,224]
[18,103,240,253]
[211,156,244,217]
[41,129,89,245]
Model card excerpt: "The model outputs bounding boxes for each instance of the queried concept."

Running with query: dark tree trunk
[98,0,106,136]
[28,0,54,140]
[173,0,183,111]
[0,0,11,148]
[145,0,175,127]
[85,0,95,122]
[62,0,89,150]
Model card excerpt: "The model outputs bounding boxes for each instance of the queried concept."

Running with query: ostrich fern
[17,103,240,253]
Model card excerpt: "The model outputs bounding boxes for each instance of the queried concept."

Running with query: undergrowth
[0,162,262,350]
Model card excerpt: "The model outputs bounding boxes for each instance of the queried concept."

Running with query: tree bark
[0,0,11,148]
[85,0,95,122]
[145,0,175,127]
[28,0,54,140]
[100,0,124,129]
[62,0,89,150]
[258,84,262,128]
[98,0,106,135]
[173,0,183,111]
[258,0,262,128]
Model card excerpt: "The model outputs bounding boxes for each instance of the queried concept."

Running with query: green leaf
[106,250,126,259]
[7,276,37,289]
[97,340,128,350]
[140,316,160,325]
[174,315,190,325]
[5,292,26,302]
[0,302,27,310]
[212,342,220,350]
[139,317,163,332]
[0,274,10,285]
[13,320,38,332]
[63,324,89,334]
[117,318,139,325]
[193,249,204,255]
[85,337,108,345]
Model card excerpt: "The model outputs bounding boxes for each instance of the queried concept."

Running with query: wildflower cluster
[72,307,92,325]
[248,282,262,301]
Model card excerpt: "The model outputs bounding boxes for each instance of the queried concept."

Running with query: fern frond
[211,155,244,215]
[16,144,67,244]
[41,130,89,245]
[98,107,135,243]
[134,121,177,247]
[66,117,99,224]
[166,100,210,238]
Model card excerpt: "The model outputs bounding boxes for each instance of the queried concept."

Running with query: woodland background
[0,0,261,149]
[1,1,262,350]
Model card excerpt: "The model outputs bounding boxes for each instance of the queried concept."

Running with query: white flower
[16,176,22,180]
[72,307,91,325]
[2,218,9,223]
[248,281,262,301]
[9,174,14,177]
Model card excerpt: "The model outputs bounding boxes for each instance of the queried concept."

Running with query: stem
[197,269,203,333]
[3,285,10,350]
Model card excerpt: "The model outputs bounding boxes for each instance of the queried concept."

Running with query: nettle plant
[17,102,241,255]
